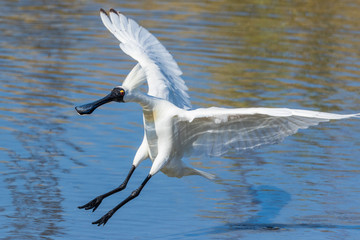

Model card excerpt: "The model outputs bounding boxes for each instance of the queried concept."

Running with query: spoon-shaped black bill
[75,94,114,115]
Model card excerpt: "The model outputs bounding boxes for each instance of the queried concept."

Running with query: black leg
[92,174,152,226]
[78,165,136,212]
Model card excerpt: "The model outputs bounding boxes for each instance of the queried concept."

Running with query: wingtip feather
[110,8,119,15]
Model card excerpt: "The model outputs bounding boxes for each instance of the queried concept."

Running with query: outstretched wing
[100,9,191,109]
[175,107,360,157]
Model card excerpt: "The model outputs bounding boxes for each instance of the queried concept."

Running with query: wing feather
[174,107,360,157]
[100,9,191,109]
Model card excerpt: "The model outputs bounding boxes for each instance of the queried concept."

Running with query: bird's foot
[78,196,103,212]
[92,210,114,226]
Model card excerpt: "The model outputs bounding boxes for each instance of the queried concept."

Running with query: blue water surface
[1,0,360,239]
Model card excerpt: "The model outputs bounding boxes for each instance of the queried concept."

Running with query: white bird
[76,9,360,226]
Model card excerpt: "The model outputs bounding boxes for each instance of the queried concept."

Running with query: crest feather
[122,64,146,90]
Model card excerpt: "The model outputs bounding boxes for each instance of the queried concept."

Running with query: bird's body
[116,87,215,179]
[125,87,360,180]
[75,8,360,226]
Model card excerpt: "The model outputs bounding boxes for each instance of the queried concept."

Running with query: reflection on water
[0,1,86,238]
[1,0,360,239]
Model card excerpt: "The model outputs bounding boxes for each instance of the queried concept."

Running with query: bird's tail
[185,167,216,181]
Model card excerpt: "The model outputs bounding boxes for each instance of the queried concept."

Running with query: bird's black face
[75,87,125,115]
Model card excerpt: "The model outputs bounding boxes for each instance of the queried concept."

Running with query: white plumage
[177,107,359,157]
[76,9,360,226]
[100,9,191,109]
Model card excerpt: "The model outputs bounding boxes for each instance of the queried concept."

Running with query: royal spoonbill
[76,9,360,226]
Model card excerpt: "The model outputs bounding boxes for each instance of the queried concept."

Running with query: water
[1,0,360,239]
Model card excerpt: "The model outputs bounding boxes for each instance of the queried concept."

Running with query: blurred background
[1,0,360,239]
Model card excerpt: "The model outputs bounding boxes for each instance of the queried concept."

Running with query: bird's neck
[126,90,156,111]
